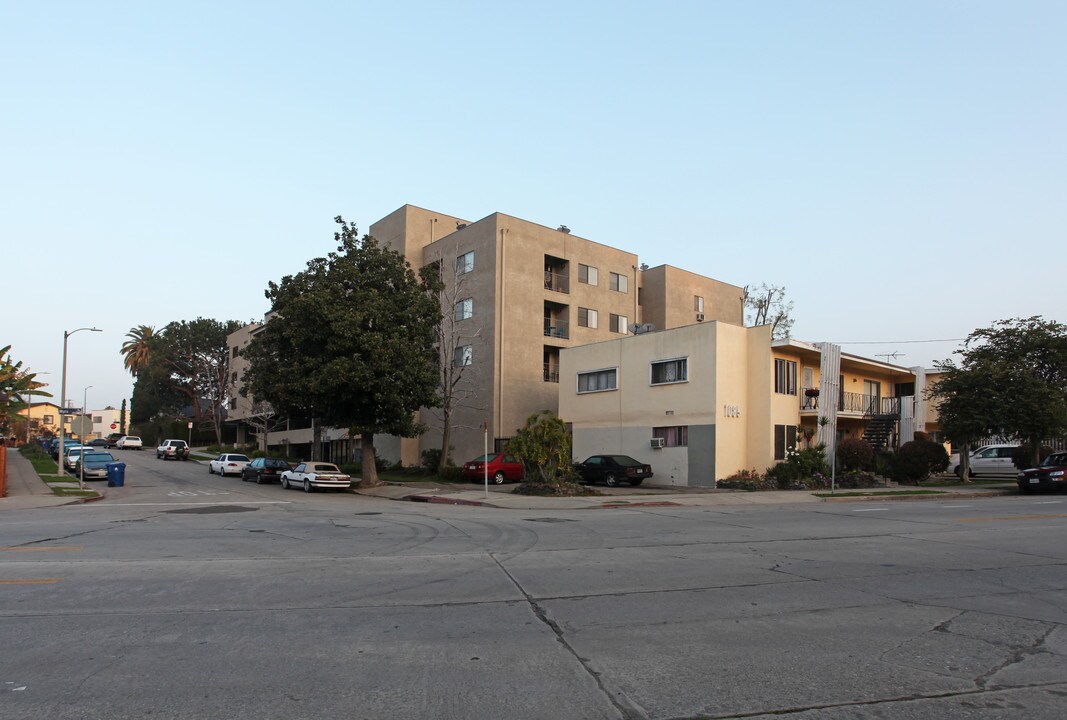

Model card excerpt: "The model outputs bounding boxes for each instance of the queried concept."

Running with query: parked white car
[116,436,143,450]
[63,446,90,471]
[280,462,352,493]
[209,453,251,477]
[948,444,1020,478]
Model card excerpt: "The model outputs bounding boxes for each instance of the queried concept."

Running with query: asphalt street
[2,449,1066,719]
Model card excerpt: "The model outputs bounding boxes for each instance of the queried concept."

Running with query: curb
[818,489,1015,503]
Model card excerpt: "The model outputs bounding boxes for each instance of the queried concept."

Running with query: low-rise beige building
[561,321,937,486]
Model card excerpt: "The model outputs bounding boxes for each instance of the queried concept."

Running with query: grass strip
[815,490,947,497]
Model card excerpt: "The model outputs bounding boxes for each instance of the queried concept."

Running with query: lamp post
[79,385,92,489]
[56,327,102,478]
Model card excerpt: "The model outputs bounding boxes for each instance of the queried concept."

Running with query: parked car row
[206,454,352,494]
[459,452,654,487]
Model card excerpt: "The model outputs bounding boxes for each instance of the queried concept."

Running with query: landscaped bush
[1012,444,1054,470]
[837,438,874,472]
[835,471,881,489]
[717,469,775,491]
[889,439,950,485]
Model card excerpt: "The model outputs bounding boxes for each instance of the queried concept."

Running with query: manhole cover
[164,506,259,515]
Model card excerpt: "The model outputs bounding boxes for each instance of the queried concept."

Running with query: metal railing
[543,363,560,383]
[544,318,569,339]
[800,388,900,417]
[544,271,569,294]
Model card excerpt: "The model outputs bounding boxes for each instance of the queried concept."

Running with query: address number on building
[723,404,741,418]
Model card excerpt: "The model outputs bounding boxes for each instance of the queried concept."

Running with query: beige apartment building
[560,321,937,486]
[369,204,744,466]
[227,204,745,465]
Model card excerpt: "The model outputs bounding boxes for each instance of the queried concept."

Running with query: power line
[836,338,965,345]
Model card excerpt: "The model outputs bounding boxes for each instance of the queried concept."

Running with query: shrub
[421,448,443,471]
[339,462,362,476]
[837,438,874,472]
[717,469,775,490]
[890,439,950,484]
[506,411,578,487]
[438,465,463,483]
[836,471,881,489]
[1012,444,1054,470]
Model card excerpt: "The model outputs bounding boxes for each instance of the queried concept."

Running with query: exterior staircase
[862,414,897,450]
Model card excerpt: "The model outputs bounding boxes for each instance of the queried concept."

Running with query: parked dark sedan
[574,455,653,487]
[1017,451,1067,494]
[241,457,293,484]
[75,451,116,480]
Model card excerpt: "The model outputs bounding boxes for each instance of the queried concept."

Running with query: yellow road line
[0,547,83,552]
[0,579,61,585]
[961,514,1067,522]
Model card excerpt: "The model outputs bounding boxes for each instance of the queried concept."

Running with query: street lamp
[56,327,102,478]
[79,385,92,488]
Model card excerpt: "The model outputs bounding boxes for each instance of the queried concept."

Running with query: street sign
[187,422,193,429]
[60,407,82,415]
[110,423,118,429]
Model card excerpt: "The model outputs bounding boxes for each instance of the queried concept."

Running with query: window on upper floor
[609,271,628,293]
[610,313,628,334]
[454,298,473,321]
[43,415,54,424]
[454,345,473,367]
[456,251,475,275]
[93,416,102,424]
[232,346,239,358]
[775,359,797,395]
[695,296,704,313]
[578,307,598,329]
[579,264,598,286]
[577,368,618,393]
[651,358,688,385]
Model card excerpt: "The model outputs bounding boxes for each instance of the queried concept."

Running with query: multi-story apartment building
[227,203,745,466]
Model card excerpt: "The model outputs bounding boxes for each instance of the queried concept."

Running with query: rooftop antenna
[875,351,902,362]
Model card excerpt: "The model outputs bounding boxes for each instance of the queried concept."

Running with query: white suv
[949,444,1019,478]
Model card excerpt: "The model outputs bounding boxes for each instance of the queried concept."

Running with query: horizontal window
[775,359,797,395]
[653,426,688,447]
[577,368,617,393]
[454,298,473,321]
[651,358,687,385]
[578,307,598,329]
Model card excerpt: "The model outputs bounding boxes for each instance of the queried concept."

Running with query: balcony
[544,270,569,294]
[544,317,569,339]
[799,388,901,417]
[543,363,560,383]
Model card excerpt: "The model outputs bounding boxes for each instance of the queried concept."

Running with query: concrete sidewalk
[0,449,83,511]
[354,480,1017,510]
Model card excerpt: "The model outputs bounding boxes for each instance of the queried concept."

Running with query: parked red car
[462,453,524,484]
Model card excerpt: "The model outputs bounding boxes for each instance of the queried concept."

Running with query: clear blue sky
[4,1,1065,410]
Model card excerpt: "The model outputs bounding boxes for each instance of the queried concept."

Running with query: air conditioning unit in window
[696,313,705,322]
[650,438,666,449]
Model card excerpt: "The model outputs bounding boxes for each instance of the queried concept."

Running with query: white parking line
[852,508,889,512]
[941,505,972,508]
[1035,501,1062,505]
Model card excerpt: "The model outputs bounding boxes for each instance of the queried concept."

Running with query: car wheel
[493,471,506,485]
[629,479,643,487]
[303,479,313,493]
[604,473,618,487]
[208,466,214,474]
[255,474,264,484]
[281,477,290,490]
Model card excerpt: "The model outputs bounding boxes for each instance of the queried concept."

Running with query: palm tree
[120,325,156,377]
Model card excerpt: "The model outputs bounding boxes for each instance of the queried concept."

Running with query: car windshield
[266,459,290,468]
[314,464,340,472]
[1041,453,1067,467]
[608,455,643,466]
[84,453,115,464]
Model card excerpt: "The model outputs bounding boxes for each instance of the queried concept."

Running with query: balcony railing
[544,318,569,339]
[544,271,569,294]
[543,363,559,383]
[800,388,901,417]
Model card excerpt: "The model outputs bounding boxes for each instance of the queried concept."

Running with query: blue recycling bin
[106,462,126,487]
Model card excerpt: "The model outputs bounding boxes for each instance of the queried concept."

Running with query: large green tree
[931,316,1067,467]
[242,216,443,485]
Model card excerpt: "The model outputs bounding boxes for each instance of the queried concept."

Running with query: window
[231,371,238,382]
[43,414,54,424]
[651,358,687,385]
[232,346,239,358]
[610,314,628,333]
[93,416,102,424]
[229,398,237,410]
[695,296,704,313]
[454,345,473,367]
[454,298,473,321]
[774,425,798,461]
[456,251,475,274]
[653,426,688,447]
[578,307,598,329]
[578,264,598,286]
[609,272,628,293]
[774,359,797,395]
[577,368,617,393]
